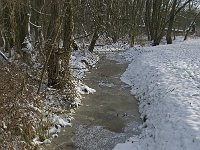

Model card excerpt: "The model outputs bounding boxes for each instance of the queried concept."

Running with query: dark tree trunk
[47,47,59,87]
[152,39,160,46]
[88,29,99,53]
[144,0,152,41]
[166,0,177,44]
[47,0,60,88]
[2,1,14,55]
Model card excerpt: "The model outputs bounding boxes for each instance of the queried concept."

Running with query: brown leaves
[0,62,43,149]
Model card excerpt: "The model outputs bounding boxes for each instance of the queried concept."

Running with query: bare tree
[166,0,193,44]
[184,11,200,40]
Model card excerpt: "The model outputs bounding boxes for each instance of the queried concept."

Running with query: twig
[29,21,42,28]
[0,50,10,63]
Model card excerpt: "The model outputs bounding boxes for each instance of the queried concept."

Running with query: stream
[45,52,141,150]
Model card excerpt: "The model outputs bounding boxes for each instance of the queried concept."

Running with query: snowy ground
[114,39,200,150]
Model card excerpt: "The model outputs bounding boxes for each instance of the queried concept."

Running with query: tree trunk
[166,0,177,44]
[166,0,192,44]
[2,1,14,55]
[60,0,74,89]
[31,0,44,44]
[47,46,59,87]
[88,29,99,53]
[144,0,152,40]
[47,0,60,88]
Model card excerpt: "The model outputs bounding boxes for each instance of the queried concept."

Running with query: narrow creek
[45,52,141,150]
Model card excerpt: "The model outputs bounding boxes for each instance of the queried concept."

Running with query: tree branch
[0,51,9,63]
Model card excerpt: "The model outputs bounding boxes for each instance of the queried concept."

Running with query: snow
[69,50,98,101]
[76,82,96,94]
[51,114,72,128]
[114,39,200,150]
[31,49,99,146]
[93,42,130,52]
[70,50,99,80]
[32,138,51,145]
[46,114,72,136]
[38,49,99,145]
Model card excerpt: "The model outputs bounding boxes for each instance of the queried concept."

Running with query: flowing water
[45,52,141,150]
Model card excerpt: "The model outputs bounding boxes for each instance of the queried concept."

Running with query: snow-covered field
[114,39,200,150]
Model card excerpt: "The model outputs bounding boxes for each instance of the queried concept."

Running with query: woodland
[0,0,199,149]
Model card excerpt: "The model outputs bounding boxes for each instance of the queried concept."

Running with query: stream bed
[45,52,141,150]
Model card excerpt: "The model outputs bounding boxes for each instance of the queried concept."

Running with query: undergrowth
[0,61,45,149]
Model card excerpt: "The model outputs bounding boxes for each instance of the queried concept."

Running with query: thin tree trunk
[144,0,152,40]
[166,0,177,44]
[88,29,99,53]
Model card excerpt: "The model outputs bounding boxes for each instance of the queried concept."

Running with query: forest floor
[114,38,200,150]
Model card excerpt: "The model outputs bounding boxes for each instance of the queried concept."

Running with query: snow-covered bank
[114,39,200,150]
[35,50,99,146]
[93,42,130,52]
[70,50,98,96]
